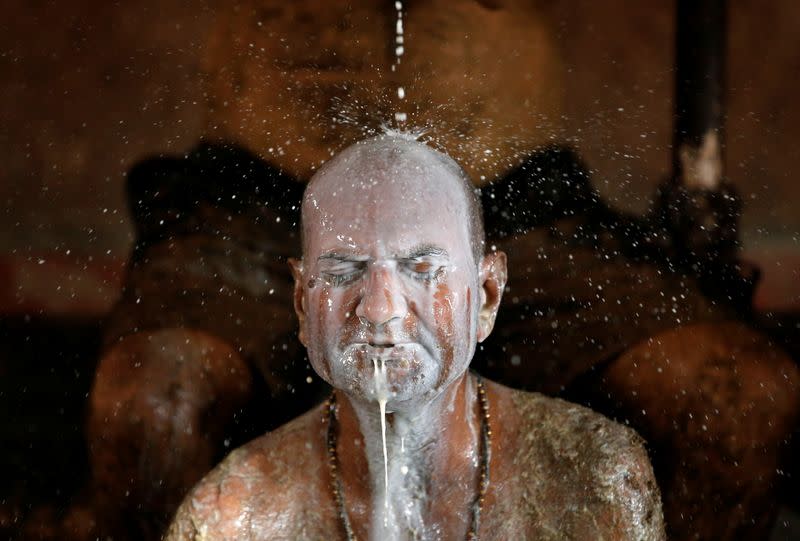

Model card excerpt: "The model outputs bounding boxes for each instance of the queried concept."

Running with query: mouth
[347,342,418,360]
[364,342,414,351]
[335,343,430,390]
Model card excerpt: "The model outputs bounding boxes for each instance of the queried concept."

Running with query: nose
[355,263,407,327]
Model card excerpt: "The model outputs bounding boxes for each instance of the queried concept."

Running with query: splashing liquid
[393,1,407,126]
[372,357,391,522]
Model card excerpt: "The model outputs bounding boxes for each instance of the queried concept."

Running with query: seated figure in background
[67,144,318,541]
[477,147,800,541]
[165,134,666,540]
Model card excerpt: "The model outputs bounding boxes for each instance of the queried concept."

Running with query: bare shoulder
[163,404,332,541]
[489,382,666,540]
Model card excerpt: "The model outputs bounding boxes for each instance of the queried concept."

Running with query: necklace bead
[325,375,491,541]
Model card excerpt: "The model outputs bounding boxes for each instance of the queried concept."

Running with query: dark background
[1,0,798,535]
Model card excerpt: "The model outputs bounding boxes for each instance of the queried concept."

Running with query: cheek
[433,284,456,382]
[303,287,331,379]
[308,288,336,353]
[311,287,360,338]
[465,287,472,341]
[314,288,331,331]
[430,281,473,339]
[429,280,475,374]
[403,300,416,337]
[308,287,355,379]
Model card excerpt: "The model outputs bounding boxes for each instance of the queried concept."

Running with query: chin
[325,344,443,406]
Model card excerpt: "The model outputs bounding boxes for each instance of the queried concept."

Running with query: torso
[165,380,664,541]
[480,383,663,540]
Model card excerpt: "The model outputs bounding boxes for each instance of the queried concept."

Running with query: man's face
[292,141,493,409]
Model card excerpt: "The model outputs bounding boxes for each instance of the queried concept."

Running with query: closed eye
[320,261,366,286]
[400,258,444,282]
[327,272,360,286]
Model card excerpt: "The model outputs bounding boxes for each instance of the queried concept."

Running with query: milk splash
[372,357,391,522]
[393,0,407,126]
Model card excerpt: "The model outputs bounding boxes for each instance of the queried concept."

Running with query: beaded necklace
[324,376,491,540]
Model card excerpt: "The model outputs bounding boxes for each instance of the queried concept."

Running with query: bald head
[301,134,485,265]
[291,134,507,406]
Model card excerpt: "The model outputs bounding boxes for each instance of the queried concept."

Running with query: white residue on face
[301,136,479,407]
[301,135,484,539]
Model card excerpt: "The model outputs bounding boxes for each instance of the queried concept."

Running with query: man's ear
[476,250,508,343]
[288,258,308,347]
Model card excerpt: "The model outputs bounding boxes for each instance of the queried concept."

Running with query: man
[165,134,665,540]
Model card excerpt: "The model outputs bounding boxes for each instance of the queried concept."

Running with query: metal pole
[658,0,756,311]
[673,0,727,188]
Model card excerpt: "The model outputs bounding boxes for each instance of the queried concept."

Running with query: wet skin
[295,142,486,410]
[166,378,665,541]
[165,135,665,540]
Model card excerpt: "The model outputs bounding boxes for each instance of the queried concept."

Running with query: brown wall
[1,0,798,312]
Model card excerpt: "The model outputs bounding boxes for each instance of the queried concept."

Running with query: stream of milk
[369,3,415,531]
[393,1,407,126]
[372,357,391,523]
[380,1,408,510]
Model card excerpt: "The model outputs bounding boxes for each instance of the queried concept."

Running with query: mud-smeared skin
[166,135,665,540]
[486,383,665,540]
[165,380,665,541]
[298,135,481,408]
[433,283,455,389]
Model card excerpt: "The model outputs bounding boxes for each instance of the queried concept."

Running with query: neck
[334,373,480,540]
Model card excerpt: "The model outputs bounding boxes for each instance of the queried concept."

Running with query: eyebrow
[400,244,449,260]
